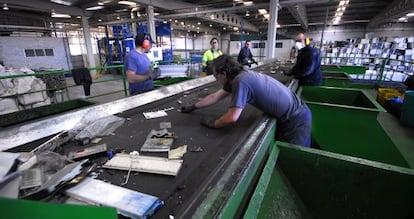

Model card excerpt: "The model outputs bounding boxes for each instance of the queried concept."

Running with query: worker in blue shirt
[180,54,312,147]
[287,33,322,86]
[237,40,258,67]
[124,32,160,95]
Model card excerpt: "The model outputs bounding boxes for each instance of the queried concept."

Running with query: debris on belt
[141,129,175,152]
[168,145,187,160]
[68,144,108,160]
[103,153,183,176]
[143,107,174,119]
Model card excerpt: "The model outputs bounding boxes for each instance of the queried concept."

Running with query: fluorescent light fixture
[115,8,128,12]
[335,12,343,17]
[118,1,136,6]
[3,3,9,10]
[98,18,102,22]
[339,0,346,6]
[233,27,239,31]
[406,12,414,17]
[197,22,201,25]
[86,5,104,10]
[243,1,253,6]
[263,14,270,19]
[333,20,340,25]
[398,17,407,21]
[98,1,104,6]
[258,9,267,14]
[276,24,281,28]
[209,24,213,27]
[210,14,215,19]
[154,12,159,16]
[51,13,71,18]
[50,0,71,6]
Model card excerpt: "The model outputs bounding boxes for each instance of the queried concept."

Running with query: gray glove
[150,68,161,80]
[200,117,216,128]
[180,104,197,113]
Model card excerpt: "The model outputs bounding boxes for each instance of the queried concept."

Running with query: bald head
[296,33,305,41]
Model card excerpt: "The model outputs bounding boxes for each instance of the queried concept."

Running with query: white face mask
[295,41,304,50]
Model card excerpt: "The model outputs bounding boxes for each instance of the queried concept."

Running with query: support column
[147,5,156,43]
[81,16,97,76]
[266,0,279,59]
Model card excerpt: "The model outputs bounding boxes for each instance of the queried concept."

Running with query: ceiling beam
[12,0,91,16]
[368,0,414,27]
[286,4,308,30]
[131,0,261,32]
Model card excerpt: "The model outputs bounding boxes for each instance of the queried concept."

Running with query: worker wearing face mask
[286,33,322,86]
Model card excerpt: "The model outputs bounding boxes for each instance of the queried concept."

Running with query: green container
[153,77,190,88]
[298,86,409,167]
[322,72,375,89]
[322,65,366,74]
[0,99,94,127]
[244,142,414,218]
[401,90,414,128]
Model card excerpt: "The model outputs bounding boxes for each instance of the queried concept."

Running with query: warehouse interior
[1,0,414,218]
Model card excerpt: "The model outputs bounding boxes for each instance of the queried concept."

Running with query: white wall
[0,37,70,69]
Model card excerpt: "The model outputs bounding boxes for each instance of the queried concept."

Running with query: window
[24,49,35,57]
[24,48,54,57]
[275,42,283,48]
[35,49,45,56]
[45,49,54,56]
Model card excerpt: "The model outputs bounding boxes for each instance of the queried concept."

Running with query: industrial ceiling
[0,0,413,36]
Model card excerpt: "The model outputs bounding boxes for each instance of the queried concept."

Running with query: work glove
[150,68,161,80]
[180,104,197,113]
[200,117,216,128]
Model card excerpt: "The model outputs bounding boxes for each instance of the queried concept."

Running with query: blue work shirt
[223,70,311,146]
[124,50,153,95]
[237,46,253,65]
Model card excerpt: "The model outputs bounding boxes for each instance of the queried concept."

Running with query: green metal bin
[298,86,409,167]
[0,99,95,127]
[244,142,414,218]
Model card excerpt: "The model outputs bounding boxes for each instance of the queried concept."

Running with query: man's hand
[180,104,197,113]
[200,117,216,128]
[150,68,161,80]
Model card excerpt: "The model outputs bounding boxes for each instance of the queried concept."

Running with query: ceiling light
[163,20,167,23]
[154,12,160,16]
[398,17,408,22]
[245,11,250,17]
[197,22,201,25]
[115,8,128,12]
[98,18,102,22]
[98,1,104,6]
[243,1,253,6]
[406,12,414,17]
[209,24,213,27]
[86,5,104,10]
[51,13,71,18]
[258,9,267,14]
[50,0,71,6]
[276,24,281,28]
[339,1,346,6]
[3,3,9,10]
[118,1,136,6]
[233,27,239,31]
[263,14,270,19]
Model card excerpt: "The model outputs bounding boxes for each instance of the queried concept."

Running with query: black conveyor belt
[13,62,295,218]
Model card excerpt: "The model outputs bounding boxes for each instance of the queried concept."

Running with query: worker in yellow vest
[202,37,223,75]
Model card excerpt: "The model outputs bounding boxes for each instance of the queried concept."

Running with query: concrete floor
[64,74,414,168]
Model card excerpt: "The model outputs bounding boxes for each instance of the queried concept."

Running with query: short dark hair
[210,54,243,80]
[210,37,219,44]
[245,40,251,43]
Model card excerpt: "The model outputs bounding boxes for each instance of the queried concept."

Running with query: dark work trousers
[276,104,312,147]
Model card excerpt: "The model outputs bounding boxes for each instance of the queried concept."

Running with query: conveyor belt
[4,61,296,218]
